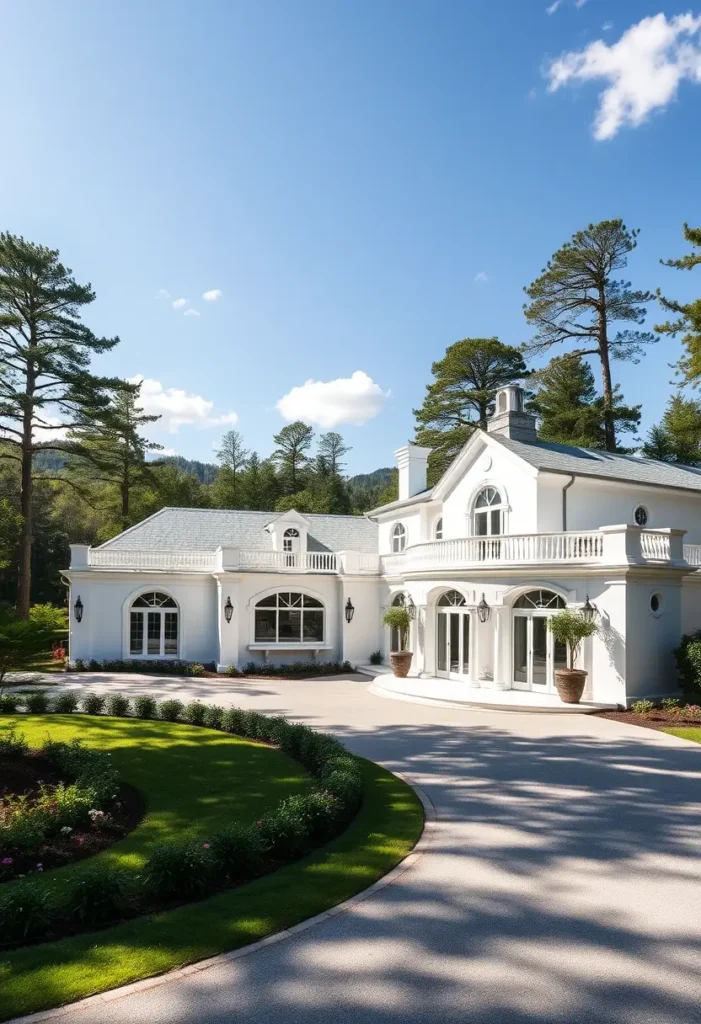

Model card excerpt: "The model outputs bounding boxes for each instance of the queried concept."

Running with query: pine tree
[272,421,314,493]
[529,355,640,450]
[413,337,528,480]
[523,220,654,452]
[641,395,701,465]
[656,224,701,384]
[214,429,249,505]
[317,432,351,474]
[0,233,127,616]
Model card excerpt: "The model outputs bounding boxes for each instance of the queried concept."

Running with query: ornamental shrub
[258,804,309,859]
[188,663,206,677]
[0,879,58,942]
[132,694,157,719]
[24,691,50,714]
[142,840,215,902]
[673,631,701,699]
[0,692,21,713]
[65,867,132,927]
[631,699,655,715]
[225,664,241,677]
[369,650,382,665]
[105,693,130,717]
[220,707,245,734]
[0,727,28,756]
[209,823,266,882]
[661,696,681,711]
[202,704,224,730]
[82,693,106,715]
[158,699,184,722]
[279,790,340,842]
[183,700,206,725]
[52,691,79,714]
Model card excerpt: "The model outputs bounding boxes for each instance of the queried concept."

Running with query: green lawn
[0,715,312,884]
[0,718,424,1021]
[663,727,701,744]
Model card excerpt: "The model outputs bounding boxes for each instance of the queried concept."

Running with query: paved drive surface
[14,674,701,1024]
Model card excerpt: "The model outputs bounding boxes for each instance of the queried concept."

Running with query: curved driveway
[15,675,701,1024]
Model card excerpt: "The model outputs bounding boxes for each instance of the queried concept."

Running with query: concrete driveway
[11,674,701,1024]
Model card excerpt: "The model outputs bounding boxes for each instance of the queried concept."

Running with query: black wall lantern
[581,595,597,623]
[224,596,234,623]
[477,593,491,623]
[345,598,355,624]
[74,595,84,623]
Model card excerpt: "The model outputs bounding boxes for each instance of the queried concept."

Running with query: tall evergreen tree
[240,453,282,510]
[70,385,162,531]
[656,223,701,384]
[523,220,654,452]
[214,429,249,505]
[413,337,528,480]
[317,431,351,474]
[0,234,127,616]
[272,421,314,493]
[529,354,640,450]
[642,395,701,465]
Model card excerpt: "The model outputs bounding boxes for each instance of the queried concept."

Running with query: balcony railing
[684,544,701,566]
[382,531,605,574]
[88,549,217,572]
[238,551,338,573]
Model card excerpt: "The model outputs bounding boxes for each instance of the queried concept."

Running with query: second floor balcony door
[474,487,504,560]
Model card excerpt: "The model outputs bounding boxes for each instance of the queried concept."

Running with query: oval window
[650,593,663,617]
[634,505,648,527]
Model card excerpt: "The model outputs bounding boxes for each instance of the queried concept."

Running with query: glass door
[437,611,470,680]
[512,613,563,692]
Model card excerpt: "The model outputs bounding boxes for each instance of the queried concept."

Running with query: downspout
[562,475,575,532]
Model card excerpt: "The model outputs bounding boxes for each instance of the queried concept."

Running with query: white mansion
[66,385,701,706]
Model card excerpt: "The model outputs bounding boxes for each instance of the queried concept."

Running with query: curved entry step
[366,673,618,714]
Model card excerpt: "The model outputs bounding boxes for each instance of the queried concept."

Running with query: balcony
[72,546,379,575]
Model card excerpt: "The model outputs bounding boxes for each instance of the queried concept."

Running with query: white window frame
[251,590,326,647]
[392,522,407,553]
[470,485,508,537]
[434,516,443,540]
[633,504,649,527]
[128,591,179,659]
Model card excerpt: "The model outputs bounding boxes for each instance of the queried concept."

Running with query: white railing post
[215,546,240,572]
[70,544,90,569]
[599,525,642,565]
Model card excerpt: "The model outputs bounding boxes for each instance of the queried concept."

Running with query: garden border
[7,771,435,1024]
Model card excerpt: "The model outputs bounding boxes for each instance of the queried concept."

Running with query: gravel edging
[7,770,436,1024]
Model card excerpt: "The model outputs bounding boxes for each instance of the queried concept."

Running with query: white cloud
[276,370,389,429]
[184,308,201,317]
[474,271,490,284]
[546,1,562,14]
[172,297,189,310]
[574,0,588,7]
[153,447,177,457]
[129,376,238,434]
[155,289,171,300]
[546,13,701,140]
[202,289,222,302]
[602,21,613,32]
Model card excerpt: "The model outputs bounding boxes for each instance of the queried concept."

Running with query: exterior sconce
[74,595,84,623]
[224,597,234,623]
[477,594,491,623]
[345,598,355,624]
[581,596,598,623]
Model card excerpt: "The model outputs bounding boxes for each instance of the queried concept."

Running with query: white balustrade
[640,531,671,561]
[88,549,216,572]
[389,531,604,572]
[684,544,701,566]
[238,550,338,572]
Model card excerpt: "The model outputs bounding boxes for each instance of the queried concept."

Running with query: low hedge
[69,659,211,677]
[673,631,701,700]
[0,699,363,946]
[235,660,353,678]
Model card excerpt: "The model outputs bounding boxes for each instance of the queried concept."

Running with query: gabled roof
[490,435,701,493]
[97,508,379,553]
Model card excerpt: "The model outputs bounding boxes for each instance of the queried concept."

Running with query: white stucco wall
[441,438,538,537]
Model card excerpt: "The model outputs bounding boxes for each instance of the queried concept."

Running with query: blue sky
[3,1,701,474]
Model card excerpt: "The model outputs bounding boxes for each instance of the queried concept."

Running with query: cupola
[487,385,537,443]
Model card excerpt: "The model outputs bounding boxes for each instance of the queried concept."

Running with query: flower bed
[0,698,363,948]
[596,697,701,732]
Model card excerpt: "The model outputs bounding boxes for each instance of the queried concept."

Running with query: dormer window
[283,528,300,552]
[392,523,407,553]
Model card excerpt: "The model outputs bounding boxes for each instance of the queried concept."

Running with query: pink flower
[203,843,210,849]
[1,857,13,866]
[76,836,85,845]
[36,863,43,871]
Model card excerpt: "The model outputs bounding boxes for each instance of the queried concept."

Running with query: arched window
[434,517,443,540]
[474,486,506,537]
[130,592,178,657]
[392,523,407,553]
[437,589,467,607]
[283,528,299,552]
[514,590,566,610]
[254,592,324,644]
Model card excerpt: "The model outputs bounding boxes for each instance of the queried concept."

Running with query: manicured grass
[0,715,312,884]
[663,727,701,744]
[0,755,423,1021]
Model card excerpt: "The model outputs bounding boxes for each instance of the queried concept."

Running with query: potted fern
[547,610,598,704]
[382,605,413,678]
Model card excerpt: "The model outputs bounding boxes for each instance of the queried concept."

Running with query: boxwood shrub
[673,631,701,699]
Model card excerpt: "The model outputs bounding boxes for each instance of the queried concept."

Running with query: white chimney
[394,444,432,500]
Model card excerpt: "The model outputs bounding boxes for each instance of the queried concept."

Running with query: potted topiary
[547,610,598,703]
[382,605,413,678]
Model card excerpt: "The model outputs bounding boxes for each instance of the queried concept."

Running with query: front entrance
[511,590,567,692]
[436,590,470,680]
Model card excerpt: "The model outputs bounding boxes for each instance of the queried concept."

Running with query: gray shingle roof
[98,508,379,553]
[491,435,701,492]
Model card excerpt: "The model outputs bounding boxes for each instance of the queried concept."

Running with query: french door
[436,610,470,679]
[512,613,567,691]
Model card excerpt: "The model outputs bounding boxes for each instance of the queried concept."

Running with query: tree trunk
[16,400,34,620]
[598,288,616,452]
[121,461,130,532]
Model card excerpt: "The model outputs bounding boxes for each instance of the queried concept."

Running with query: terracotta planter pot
[389,651,413,678]
[555,668,587,704]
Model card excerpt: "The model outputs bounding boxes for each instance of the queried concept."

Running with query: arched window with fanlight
[254,592,324,644]
[130,592,178,657]
[473,486,507,537]
[434,517,443,540]
[392,523,407,553]
[283,528,300,567]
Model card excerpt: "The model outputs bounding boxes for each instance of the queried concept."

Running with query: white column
[469,612,480,687]
[216,577,240,672]
[492,606,510,690]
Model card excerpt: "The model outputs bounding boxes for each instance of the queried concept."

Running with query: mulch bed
[0,752,145,880]
[595,708,701,733]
